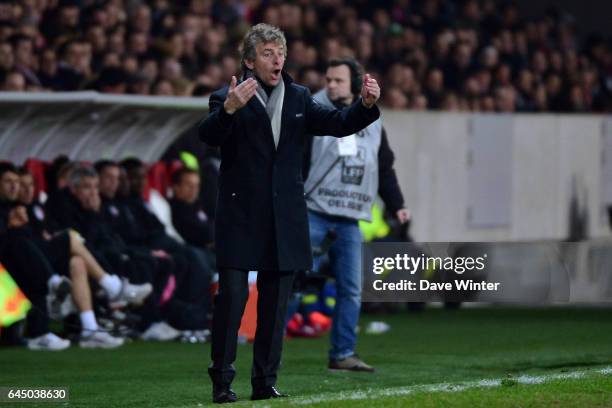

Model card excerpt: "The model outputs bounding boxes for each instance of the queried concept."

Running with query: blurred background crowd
[0,0,610,112]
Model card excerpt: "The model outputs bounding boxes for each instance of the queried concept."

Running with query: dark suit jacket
[169,197,213,248]
[198,72,380,271]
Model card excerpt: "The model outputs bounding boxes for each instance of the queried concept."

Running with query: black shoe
[250,386,288,400]
[212,385,237,404]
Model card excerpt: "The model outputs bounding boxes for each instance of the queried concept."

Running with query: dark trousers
[1,237,53,338]
[209,268,295,389]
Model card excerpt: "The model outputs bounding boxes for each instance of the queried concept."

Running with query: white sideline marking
[286,366,612,405]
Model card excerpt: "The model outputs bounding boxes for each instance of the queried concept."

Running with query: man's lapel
[246,96,276,154]
[277,79,296,152]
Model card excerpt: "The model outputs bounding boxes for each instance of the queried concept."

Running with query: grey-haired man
[199,23,381,403]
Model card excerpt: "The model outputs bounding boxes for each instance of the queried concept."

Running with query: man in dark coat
[198,23,381,403]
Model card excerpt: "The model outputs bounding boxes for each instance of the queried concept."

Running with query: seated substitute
[169,167,214,250]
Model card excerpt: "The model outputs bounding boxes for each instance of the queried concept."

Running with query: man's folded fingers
[244,83,258,94]
[241,84,258,95]
[236,84,257,97]
[237,81,257,92]
[242,87,257,99]
[238,78,257,87]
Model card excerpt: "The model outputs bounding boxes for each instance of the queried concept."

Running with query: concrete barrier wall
[382,111,610,242]
[444,240,612,303]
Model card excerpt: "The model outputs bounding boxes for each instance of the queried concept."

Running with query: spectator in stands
[91,66,129,94]
[0,41,14,76]
[55,39,91,91]
[411,93,429,110]
[10,34,41,88]
[1,70,25,91]
[152,79,175,96]
[38,49,60,90]
[40,0,81,43]
[495,85,517,113]
[0,0,608,112]
[169,167,213,250]
[424,67,445,109]
[383,87,409,109]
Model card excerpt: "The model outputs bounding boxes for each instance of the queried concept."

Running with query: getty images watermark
[371,252,499,291]
[362,242,575,303]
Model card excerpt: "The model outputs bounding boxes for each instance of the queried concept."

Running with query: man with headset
[303,59,410,372]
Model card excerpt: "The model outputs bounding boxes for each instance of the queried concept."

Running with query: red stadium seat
[147,161,169,197]
[168,160,184,185]
[23,158,49,197]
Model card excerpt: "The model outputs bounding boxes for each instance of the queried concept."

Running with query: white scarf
[254,78,285,149]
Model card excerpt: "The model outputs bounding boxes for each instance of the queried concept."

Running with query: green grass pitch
[1,307,611,407]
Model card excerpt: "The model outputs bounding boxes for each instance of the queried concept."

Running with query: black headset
[329,58,363,95]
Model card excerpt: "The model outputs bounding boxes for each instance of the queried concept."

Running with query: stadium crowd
[0,157,215,349]
[0,0,610,112]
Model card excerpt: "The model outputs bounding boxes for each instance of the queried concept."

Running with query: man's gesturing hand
[223,76,258,114]
[361,73,380,108]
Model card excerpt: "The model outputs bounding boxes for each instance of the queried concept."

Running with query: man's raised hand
[223,76,258,114]
[361,73,380,108]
